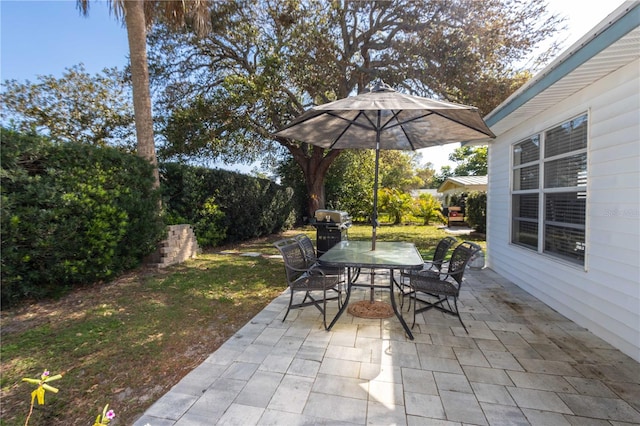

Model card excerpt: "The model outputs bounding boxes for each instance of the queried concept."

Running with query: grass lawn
[0,224,484,424]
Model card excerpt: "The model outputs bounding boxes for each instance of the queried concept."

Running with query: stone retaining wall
[149,224,201,268]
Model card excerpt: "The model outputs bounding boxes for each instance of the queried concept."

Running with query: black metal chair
[294,233,346,279]
[396,236,458,303]
[293,234,320,265]
[408,241,482,333]
[274,238,343,329]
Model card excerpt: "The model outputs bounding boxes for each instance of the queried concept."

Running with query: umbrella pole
[370,147,381,303]
[372,147,380,252]
[372,113,381,252]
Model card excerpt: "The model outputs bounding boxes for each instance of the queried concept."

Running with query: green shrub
[160,163,296,246]
[413,193,446,225]
[194,196,227,247]
[1,128,163,305]
[466,191,487,233]
[379,188,413,224]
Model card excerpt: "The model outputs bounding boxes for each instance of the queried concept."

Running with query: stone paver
[133,268,640,425]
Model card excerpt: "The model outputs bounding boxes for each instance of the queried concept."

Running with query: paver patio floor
[134,267,640,425]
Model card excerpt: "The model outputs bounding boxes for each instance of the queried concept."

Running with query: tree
[433,165,455,189]
[432,146,488,188]
[76,0,213,188]
[325,150,421,221]
[324,150,376,220]
[414,193,447,225]
[148,0,563,214]
[449,146,488,176]
[415,163,437,189]
[1,65,135,148]
[379,151,424,192]
[379,188,413,225]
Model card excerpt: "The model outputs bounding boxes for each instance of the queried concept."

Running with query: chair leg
[411,293,468,333]
[322,289,328,330]
[412,290,417,329]
[453,297,468,334]
[404,287,415,312]
[282,291,294,322]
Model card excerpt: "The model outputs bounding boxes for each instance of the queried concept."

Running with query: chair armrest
[409,268,461,283]
[307,264,329,277]
[285,263,328,277]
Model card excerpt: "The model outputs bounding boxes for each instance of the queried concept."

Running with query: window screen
[514,135,540,166]
[511,113,588,266]
[545,115,588,158]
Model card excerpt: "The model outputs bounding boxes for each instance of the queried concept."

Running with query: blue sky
[0,0,628,171]
[1,1,129,81]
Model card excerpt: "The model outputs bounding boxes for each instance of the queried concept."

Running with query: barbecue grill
[311,209,352,255]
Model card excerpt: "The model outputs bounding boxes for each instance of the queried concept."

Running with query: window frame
[510,112,589,267]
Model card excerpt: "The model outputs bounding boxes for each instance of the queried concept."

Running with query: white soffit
[486,2,640,135]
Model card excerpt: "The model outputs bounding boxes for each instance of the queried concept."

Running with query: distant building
[437,176,487,200]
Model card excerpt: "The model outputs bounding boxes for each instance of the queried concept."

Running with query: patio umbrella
[276,80,495,250]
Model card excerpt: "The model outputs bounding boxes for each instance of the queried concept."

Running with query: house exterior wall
[486,59,640,362]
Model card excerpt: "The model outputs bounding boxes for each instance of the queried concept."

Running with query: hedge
[1,128,164,305]
[465,191,487,234]
[1,130,297,305]
[160,162,296,245]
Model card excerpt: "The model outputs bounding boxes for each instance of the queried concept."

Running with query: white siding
[487,59,640,362]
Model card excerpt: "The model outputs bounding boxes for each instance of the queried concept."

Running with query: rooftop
[438,175,488,193]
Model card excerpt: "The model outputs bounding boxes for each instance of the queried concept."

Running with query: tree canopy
[1,65,135,148]
[432,145,488,188]
[449,146,488,176]
[147,0,562,214]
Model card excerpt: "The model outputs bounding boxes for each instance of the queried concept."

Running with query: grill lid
[314,209,350,223]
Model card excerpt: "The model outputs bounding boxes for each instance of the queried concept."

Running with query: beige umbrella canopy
[276,81,495,249]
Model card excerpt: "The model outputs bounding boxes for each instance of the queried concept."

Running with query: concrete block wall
[153,224,201,268]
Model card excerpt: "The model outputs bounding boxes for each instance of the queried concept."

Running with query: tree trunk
[123,1,160,188]
[283,141,342,218]
[299,146,341,218]
[306,172,325,217]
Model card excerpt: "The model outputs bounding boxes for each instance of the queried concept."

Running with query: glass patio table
[318,240,424,339]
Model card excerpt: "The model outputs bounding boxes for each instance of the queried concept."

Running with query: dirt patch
[0,267,166,336]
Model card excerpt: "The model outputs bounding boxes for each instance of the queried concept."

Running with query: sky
[0,0,629,172]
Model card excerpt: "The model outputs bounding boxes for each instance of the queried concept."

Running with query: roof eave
[485,2,640,128]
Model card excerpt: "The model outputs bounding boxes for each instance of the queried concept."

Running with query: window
[511,114,588,265]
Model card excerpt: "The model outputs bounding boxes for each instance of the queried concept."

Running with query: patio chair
[293,234,344,278]
[396,236,458,302]
[408,241,482,333]
[274,238,343,329]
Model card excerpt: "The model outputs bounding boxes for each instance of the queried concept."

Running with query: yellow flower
[21,370,62,405]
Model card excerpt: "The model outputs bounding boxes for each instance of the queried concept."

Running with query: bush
[160,163,296,246]
[413,193,446,225]
[465,191,487,233]
[379,188,413,224]
[1,128,164,305]
[193,196,227,247]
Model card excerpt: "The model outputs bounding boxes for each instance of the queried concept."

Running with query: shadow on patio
[134,267,640,425]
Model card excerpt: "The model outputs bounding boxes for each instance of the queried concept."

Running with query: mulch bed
[347,300,395,318]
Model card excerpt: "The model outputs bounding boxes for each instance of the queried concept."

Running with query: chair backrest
[431,236,458,271]
[274,238,308,284]
[293,234,318,266]
[446,241,482,285]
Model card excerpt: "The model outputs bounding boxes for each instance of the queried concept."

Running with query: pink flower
[106,410,115,420]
